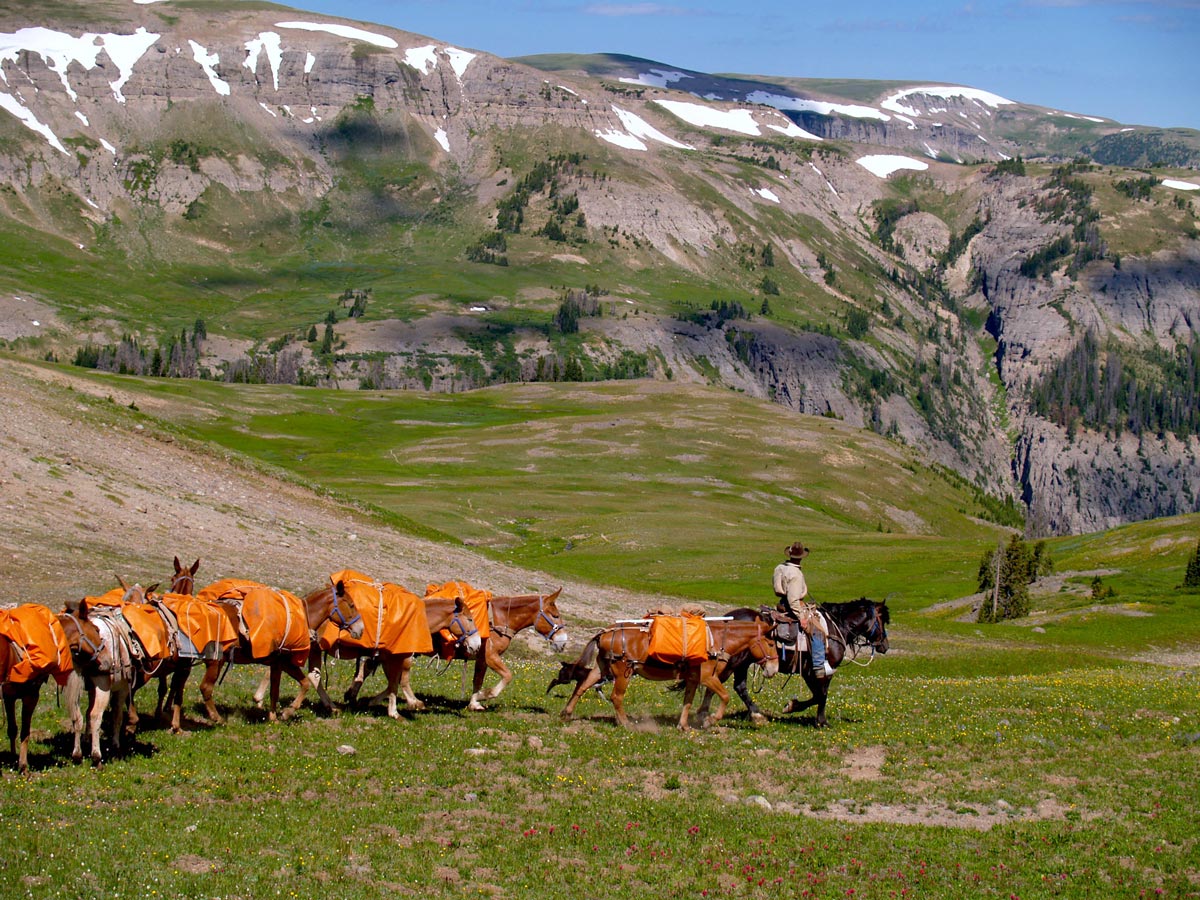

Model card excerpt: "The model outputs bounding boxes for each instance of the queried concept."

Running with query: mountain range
[1,0,1198,537]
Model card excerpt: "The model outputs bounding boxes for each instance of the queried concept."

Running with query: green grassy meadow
[1,364,1198,899]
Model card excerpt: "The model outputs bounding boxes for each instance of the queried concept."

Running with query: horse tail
[64,669,85,727]
[579,634,601,670]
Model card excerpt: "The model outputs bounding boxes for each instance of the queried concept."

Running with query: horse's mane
[820,596,888,622]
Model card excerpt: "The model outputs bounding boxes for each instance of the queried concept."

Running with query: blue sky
[285,0,1198,131]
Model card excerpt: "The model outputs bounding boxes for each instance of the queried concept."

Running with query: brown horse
[59,598,140,765]
[550,617,779,729]
[188,577,365,724]
[0,603,74,772]
[339,593,482,718]
[433,587,567,711]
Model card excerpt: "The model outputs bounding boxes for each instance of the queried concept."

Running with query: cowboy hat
[785,541,810,561]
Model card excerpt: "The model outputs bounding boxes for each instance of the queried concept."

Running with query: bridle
[838,603,888,665]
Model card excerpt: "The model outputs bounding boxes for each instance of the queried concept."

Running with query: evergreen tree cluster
[73,320,206,379]
[1021,160,1106,279]
[1030,331,1200,439]
[1183,540,1200,590]
[554,288,603,334]
[466,231,509,266]
[976,535,1052,623]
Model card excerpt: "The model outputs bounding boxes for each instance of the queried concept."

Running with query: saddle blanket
[319,569,432,656]
[0,603,74,685]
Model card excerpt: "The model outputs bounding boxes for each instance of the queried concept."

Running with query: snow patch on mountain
[655,99,761,136]
[245,32,284,91]
[620,68,690,89]
[595,105,693,152]
[0,26,159,103]
[745,90,888,122]
[275,21,398,49]
[881,86,1014,117]
[857,155,929,178]
[189,40,231,96]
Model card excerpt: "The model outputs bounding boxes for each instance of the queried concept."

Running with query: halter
[63,614,102,660]
[170,571,195,597]
[447,607,480,650]
[493,592,566,646]
[328,587,362,631]
[534,594,566,644]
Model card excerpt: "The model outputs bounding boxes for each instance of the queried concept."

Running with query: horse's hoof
[782,698,803,714]
[72,752,83,764]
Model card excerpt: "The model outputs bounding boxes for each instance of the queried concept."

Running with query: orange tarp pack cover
[425,580,492,649]
[196,578,309,665]
[84,587,237,661]
[646,612,710,665]
[319,570,432,655]
[0,603,74,685]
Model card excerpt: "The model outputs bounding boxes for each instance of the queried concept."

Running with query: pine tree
[1184,539,1200,590]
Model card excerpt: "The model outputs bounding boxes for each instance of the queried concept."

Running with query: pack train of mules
[0,556,889,772]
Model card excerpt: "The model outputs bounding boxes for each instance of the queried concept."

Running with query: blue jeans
[810,631,827,670]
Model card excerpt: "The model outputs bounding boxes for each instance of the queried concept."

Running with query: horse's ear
[454,597,465,611]
[116,574,129,590]
[190,559,200,576]
[173,556,182,574]
[78,599,89,619]
[146,583,160,595]
[335,580,346,596]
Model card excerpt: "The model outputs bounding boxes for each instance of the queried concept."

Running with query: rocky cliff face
[1,1,1198,536]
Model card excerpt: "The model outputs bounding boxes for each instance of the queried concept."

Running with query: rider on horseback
[773,541,834,678]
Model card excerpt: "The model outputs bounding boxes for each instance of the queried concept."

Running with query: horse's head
[535,587,569,653]
[114,576,158,604]
[846,597,889,654]
[448,598,482,657]
[59,599,109,674]
[170,557,200,596]
[748,621,780,677]
[325,581,365,640]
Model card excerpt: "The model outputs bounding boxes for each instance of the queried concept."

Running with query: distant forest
[1030,332,1200,438]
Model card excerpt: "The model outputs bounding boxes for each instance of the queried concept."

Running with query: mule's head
[59,599,109,673]
[449,598,482,657]
[170,557,200,596]
[536,587,569,653]
[747,621,779,677]
[329,581,365,640]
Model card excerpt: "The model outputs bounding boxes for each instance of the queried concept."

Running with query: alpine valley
[1,0,1199,537]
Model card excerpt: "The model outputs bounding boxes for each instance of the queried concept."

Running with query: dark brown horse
[550,617,779,729]
[0,604,73,773]
[341,593,482,718]
[434,587,567,711]
[710,598,890,727]
[59,598,139,765]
